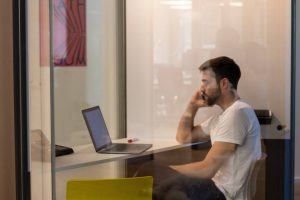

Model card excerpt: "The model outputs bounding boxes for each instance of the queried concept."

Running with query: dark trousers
[147,164,226,200]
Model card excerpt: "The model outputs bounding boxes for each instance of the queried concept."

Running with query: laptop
[82,106,152,154]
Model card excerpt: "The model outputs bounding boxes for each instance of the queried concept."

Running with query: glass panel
[28,0,52,199]
[127,0,292,199]
[26,0,293,199]
[52,0,124,199]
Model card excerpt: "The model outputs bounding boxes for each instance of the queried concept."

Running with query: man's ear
[220,78,230,90]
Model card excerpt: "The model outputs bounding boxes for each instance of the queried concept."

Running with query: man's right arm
[176,92,210,144]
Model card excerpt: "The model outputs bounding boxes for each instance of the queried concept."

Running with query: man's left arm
[170,141,237,179]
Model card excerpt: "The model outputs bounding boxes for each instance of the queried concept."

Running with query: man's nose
[200,89,205,96]
[200,85,205,92]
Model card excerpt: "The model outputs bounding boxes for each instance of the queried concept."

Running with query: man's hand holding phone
[190,90,207,109]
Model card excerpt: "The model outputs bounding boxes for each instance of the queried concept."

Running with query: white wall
[54,0,119,147]
[0,0,15,199]
[127,0,291,140]
[126,0,154,138]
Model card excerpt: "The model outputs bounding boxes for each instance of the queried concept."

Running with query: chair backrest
[66,176,153,200]
[247,153,267,200]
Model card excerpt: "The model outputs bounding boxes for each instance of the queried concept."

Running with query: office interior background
[1,0,300,199]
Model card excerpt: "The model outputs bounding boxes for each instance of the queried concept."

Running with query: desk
[55,138,207,172]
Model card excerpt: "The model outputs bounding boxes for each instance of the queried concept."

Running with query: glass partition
[25,0,294,199]
[127,0,292,199]
[53,0,122,147]
[28,0,52,199]
[51,0,126,199]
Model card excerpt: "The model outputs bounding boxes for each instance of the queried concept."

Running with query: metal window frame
[290,0,296,199]
[13,0,31,199]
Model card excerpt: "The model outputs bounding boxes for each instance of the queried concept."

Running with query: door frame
[13,0,31,199]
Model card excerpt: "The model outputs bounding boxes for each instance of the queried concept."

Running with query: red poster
[53,0,86,67]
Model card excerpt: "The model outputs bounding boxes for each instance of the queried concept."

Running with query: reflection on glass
[128,0,290,138]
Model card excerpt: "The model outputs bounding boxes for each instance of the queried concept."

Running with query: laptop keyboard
[106,143,132,151]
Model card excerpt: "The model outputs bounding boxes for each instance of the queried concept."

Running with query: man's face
[200,69,221,106]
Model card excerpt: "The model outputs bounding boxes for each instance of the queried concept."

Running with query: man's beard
[205,87,221,106]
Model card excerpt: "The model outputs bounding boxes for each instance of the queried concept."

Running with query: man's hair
[199,56,241,89]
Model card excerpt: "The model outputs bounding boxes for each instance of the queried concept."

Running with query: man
[169,56,262,199]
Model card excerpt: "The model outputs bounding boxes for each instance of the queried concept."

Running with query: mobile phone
[200,93,205,100]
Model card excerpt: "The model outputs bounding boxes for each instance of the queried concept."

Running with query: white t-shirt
[201,100,261,200]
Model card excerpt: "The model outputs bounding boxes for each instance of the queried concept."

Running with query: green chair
[66,176,153,200]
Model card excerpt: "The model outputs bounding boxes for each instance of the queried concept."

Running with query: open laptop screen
[82,107,112,150]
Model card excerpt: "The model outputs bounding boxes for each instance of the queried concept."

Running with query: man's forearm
[170,141,237,179]
[170,160,216,179]
[176,103,199,143]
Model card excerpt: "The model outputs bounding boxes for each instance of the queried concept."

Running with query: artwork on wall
[53,0,86,67]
